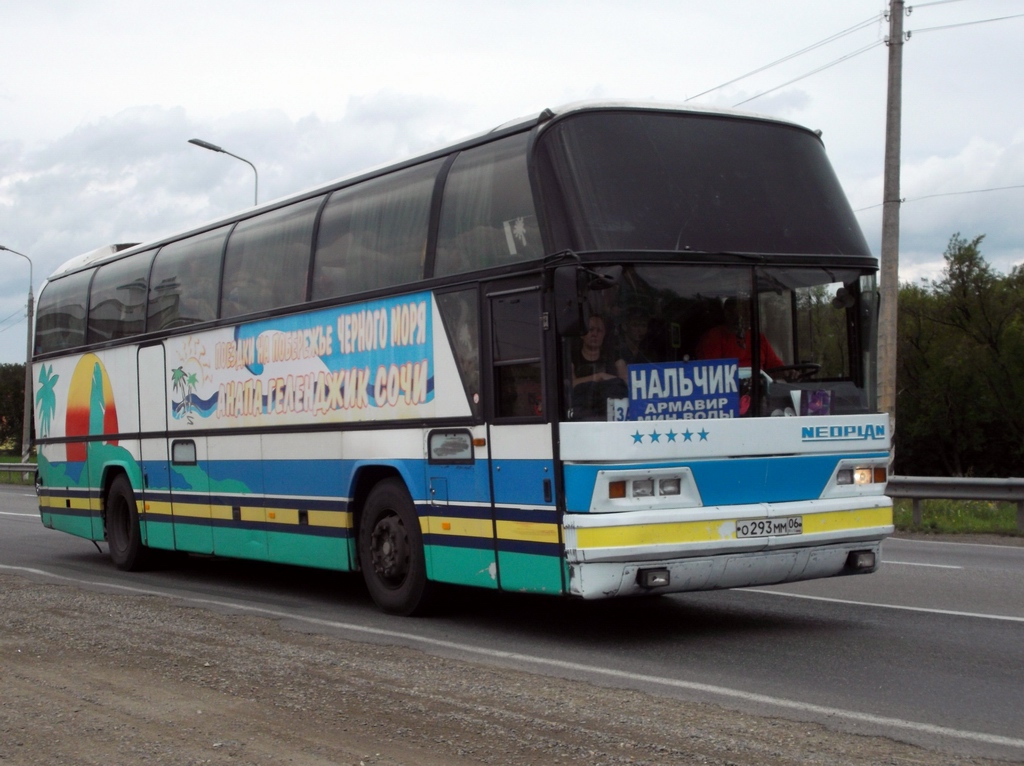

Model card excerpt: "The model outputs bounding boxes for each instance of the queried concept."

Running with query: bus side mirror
[554,266,589,337]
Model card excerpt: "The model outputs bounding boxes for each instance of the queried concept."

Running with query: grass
[0,453,35,486]
[893,497,1023,537]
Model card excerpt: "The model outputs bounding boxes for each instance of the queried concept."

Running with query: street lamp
[188,138,259,206]
[0,245,34,462]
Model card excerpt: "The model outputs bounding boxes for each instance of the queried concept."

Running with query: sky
[2,0,1023,363]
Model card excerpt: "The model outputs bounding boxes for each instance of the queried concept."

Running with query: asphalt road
[2,483,1022,761]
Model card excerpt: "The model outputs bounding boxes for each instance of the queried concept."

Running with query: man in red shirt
[696,298,784,370]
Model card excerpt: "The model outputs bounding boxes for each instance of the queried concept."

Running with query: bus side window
[435,133,540,277]
[35,270,92,354]
[220,197,321,319]
[148,227,228,331]
[87,251,153,343]
[436,289,481,418]
[312,160,443,301]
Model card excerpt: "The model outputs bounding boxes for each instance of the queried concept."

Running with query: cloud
[852,132,1024,283]
[0,92,478,360]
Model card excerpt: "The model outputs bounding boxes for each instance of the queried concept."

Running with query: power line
[0,308,26,334]
[909,13,1024,34]
[854,183,1024,212]
[692,4,1023,109]
[733,41,884,107]
[686,13,883,102]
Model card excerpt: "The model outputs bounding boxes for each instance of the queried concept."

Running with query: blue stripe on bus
[422,532,494,551]
[422,503,492,520]
[495,507,559,524]
[563,452,890,511]
[497,539,561,557]
[41,506,96,520]
[201,517,350,537]
[422,534,559,558]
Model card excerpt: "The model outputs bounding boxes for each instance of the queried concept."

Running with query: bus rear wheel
[106,474,150,571]
[358,478,433,615]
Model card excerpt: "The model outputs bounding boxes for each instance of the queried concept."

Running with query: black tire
[358,478,433,616]
[106,474,150,571]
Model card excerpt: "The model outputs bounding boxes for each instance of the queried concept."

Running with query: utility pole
[878,0,906,438]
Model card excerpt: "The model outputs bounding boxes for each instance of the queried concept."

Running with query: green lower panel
[143,518,175,551]
[425,545,499,589]
[171,523,214,555]
[43,512,102,541]
[268,530,350,571]
[212,528,268,561]
[498,551,565,594]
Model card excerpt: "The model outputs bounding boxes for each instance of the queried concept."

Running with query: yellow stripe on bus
[800,506,893,535]
[495,520,560,544]
[422,515,493,539]
[308,510,352,529]
[577,520,724,549]
[576,506,892,550]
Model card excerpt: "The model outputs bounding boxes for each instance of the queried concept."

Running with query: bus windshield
[561,264,877,421]
[539,109,870,256]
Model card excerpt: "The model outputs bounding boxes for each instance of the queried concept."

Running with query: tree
[0,363,25,454]
[895,234,1024,476]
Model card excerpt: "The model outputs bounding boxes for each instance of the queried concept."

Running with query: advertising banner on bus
[165,291,438,428]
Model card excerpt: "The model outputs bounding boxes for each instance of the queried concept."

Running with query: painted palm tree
[171,365,198,424]
[35,364,59,438]
[89,363,106,436]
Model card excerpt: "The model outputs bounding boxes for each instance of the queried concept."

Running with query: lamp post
[0,245,34,462]
[188,138,259,206]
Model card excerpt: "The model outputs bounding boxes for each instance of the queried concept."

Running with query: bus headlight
[633,479,655,497]
[836,466,887,486]
[591,467,701,512]
[659,478,682,496]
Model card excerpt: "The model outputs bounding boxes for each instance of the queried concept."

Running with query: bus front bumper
[562,497,892,599]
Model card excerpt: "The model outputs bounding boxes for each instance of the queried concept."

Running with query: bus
[32,102,892,615]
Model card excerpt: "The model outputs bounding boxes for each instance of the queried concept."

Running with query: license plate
[735,516,803,538]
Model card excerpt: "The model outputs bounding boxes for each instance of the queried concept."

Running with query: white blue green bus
[32,102,892,615]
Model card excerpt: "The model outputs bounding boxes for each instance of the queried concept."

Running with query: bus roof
[45,101,815,281]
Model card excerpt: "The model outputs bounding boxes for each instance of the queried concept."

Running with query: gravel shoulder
[0,573,1012,766]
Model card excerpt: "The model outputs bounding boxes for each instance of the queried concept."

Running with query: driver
[696,298,785,370]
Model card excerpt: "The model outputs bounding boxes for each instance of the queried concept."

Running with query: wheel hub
[370,514,410,585]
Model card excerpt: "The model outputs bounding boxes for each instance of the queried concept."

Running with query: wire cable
[686,13,883,102]
[909,13,1024,34]
[733,40,885,107]
[854,183,1024,212]
[0,307,26,334]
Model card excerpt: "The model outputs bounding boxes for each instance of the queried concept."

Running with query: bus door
[137,344,174,549]
[424,424,496,589]
[138,344,215,554]
[485,282,562,594]
[137,345,213,553]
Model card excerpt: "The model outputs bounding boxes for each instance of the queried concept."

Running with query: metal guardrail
[0,462,35,481]
[886,475,1024,531]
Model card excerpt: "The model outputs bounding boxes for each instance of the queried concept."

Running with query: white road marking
[1,562,1023,753]
[884,560,963,569]
[0,511,37,517]
[745,588,1024,623]
[891,537,1024,551]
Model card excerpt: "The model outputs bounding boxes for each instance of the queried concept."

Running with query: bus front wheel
[358,478,433,615]
[106,474,150,571]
